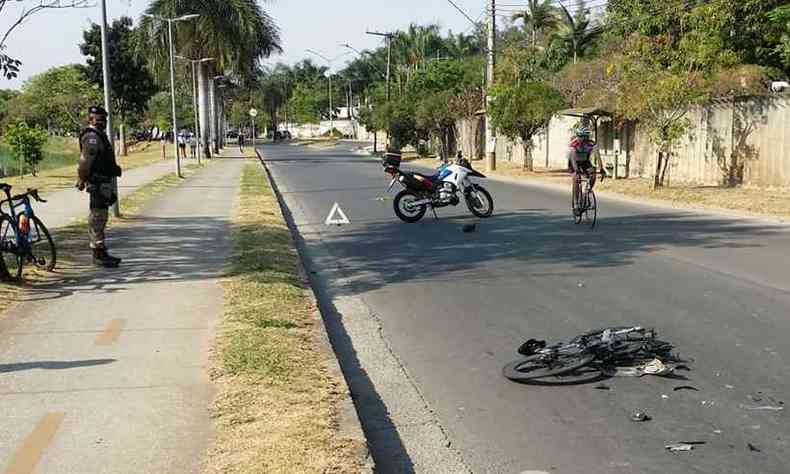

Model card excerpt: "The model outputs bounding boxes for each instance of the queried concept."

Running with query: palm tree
[512,0,560,47]
[140,0,280,157]
[556,0,601,64]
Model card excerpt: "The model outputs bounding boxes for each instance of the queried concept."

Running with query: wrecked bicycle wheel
[503,352,596,382]
[18,213,56,271]
[393,190,427,223]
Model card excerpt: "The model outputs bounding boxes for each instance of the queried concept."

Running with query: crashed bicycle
[0,183,56,281]
[503,326,677,383]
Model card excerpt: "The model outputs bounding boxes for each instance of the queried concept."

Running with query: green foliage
[5,65,100,134]
[80,16,158,125]
[5,122,48,176]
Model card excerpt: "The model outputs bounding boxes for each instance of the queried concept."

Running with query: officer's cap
[88,105,108,117]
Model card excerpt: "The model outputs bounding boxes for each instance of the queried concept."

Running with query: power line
[445,0,480,27]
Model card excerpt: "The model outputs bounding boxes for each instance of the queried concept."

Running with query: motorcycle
[382,151,494,223]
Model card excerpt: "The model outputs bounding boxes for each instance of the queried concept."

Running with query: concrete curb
[254,149,374,472]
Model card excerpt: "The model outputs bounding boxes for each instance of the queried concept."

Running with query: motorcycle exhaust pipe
[410,198,433,207]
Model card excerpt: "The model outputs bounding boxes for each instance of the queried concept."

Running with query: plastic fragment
[594,384,610,390]
[748,443,761,452]
[740,404,784,411]
[673,385,699,392]
[630,411,651,422]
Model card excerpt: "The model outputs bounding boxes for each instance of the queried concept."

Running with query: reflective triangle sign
[325,202,351,225]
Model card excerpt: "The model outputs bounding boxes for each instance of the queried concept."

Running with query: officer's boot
[102,248,122,266]
[92,248,119,268]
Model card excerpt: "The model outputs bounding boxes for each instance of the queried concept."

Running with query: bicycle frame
[1,187,40,254]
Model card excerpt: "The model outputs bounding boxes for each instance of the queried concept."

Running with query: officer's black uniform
[77,106,122,267]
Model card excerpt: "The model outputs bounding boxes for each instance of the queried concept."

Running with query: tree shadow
[0,358,116,373]
[302,209,781,298]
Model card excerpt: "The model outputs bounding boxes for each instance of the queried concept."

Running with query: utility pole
[366,31,393,102]
[485,0,497,172]
[99,0,119,217]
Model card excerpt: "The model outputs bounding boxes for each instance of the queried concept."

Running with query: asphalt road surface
[259,141,789,474]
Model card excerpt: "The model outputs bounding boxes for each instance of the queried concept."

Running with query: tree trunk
[660,151,671,187]
[624,121,631,178]
[119,121,127,157]
[209,74,218,154]
[198,62,211,159]
[653,151,663,189]
[523,142,534,171]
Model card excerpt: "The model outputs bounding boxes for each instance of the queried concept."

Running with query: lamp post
[176,56,214,165]
[143,13,200,178]
[305,49,351,135]
[99,0,119,216]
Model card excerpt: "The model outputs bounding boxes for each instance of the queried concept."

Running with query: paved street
[0,158,243,473]
[260,141,790,474]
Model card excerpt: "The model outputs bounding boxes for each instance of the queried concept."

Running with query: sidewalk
[0,157,244,473]
[32,158,179,230]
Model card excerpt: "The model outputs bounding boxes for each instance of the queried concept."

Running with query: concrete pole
[167,19,182,178]
[386,36,392,102]
[485,0,497,172]
[329,74,334,133]
[100,0,120,217]
[191,61,201,165]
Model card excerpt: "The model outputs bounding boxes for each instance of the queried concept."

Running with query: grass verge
[0,163,207,317]
[403,156,790,219]
[206,162,366,473]
[1,141,171,193]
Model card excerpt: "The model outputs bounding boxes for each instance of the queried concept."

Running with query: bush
[4,122,48,176]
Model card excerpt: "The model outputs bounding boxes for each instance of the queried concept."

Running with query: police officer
[76,106,123,268]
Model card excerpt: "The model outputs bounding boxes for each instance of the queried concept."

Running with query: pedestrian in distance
[76,105,123,268]
[178,133,187,159]
[238,132,245,152]
[189,134,197,158]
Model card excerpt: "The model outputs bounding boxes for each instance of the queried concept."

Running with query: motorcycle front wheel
[393,190,427,223]
[465,185,494,218]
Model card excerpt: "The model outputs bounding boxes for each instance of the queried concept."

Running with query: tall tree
[556,0,601,64]
[512,0,560,47]
[80,16,157,155]
[140,0,281,156]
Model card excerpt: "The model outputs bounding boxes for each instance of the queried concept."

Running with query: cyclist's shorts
[569,160,593,174]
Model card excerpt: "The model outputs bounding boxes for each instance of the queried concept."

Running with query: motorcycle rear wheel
[393,190,427,223]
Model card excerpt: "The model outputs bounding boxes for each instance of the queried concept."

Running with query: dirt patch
[206,162,367,473]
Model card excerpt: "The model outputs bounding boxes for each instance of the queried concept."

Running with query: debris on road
[462,223,477,233]
[665,441,706,452]
[673,385,699,392]
[739,404,785,411]
[594,384,610,390]
[748,443,762,452]
[661,394,669,399]
[630,411,651,422]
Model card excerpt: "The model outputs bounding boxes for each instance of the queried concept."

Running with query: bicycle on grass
[0,183,56,281]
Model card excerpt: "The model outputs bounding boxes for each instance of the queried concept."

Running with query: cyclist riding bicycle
[567,126,604,214]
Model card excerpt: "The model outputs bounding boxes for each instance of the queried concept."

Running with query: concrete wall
[455,93,790,188]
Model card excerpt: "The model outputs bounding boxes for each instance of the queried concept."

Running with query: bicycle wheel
[503,352,595,381]
[0,215,23,280]
[584,189,597,228]
[27,215,56,271]
[571,180,583,225]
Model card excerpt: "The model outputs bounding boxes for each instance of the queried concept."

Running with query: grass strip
[206,162,366,473]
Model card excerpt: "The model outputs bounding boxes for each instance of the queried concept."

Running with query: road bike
[502,326,675,383]
[0,183,56,281]
[572,171,599,228]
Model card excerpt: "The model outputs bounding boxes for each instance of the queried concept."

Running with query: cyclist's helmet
[574,126,592,139]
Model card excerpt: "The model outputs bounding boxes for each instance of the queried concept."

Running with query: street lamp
[340,43,386,79]
[305,49,351,134]
[99,0,120,217]
[176,56,214,165]
[143,13,200,177]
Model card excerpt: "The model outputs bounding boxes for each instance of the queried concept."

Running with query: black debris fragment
[748,443,761,453]
[673,385,699,392]
[631,411,651,422]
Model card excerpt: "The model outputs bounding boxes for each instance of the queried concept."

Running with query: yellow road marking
[4,412,65,474]
[94,319,126,346]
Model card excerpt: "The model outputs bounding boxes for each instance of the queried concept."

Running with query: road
[260,141,790,474]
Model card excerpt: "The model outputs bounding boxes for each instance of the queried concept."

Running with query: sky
[1,0,490,90]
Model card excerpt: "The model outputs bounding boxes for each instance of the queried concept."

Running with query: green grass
[0,137,81,178]
[207,162,366,473]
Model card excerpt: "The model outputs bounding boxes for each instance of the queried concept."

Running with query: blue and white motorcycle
[383,151,494,223]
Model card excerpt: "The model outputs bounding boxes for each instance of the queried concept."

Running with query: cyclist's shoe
[92,248,120,268]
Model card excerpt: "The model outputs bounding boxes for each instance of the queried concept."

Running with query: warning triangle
[325,202,351,225]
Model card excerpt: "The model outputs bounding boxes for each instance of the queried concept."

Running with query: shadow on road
[0,358,116,373]
[307,209,781,297]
